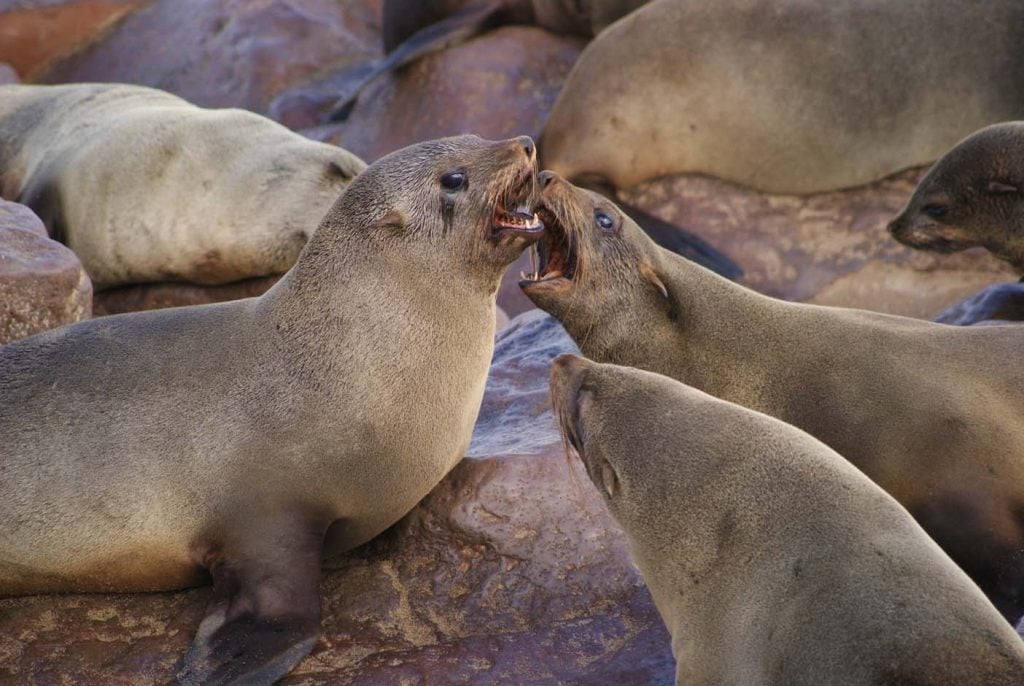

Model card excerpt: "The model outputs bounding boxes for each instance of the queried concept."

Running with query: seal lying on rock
[0,83,366,290]
[540,0,1024,194]
[0,135,542,684]
[890,122,1024,325]
[522,172,1024,623]
[550,355,1024,685]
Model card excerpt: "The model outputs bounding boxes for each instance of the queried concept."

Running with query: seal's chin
[519,206,577,293]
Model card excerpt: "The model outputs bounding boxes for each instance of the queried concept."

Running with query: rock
[621,168,1016,319]
[0,311,676,684]
[0,62,19,84]
[92,275,280,316]
[37,0,382,114]
[0,199,91,344]
[307,26,585,163]
[0,0,146,79]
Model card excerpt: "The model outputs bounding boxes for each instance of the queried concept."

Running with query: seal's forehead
[402,134,490,158]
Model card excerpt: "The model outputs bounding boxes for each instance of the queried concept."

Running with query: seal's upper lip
[519,204,577,289]
[892,224,967,253]
[493,166,543,237]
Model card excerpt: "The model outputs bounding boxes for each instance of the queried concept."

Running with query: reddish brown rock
[309,26,585,163]
[92,275,280,316]
[0,199,91,344]
[622,168,1015,319]
[0,311,675,684]
[37,0,382,114]
[0,0,146,79]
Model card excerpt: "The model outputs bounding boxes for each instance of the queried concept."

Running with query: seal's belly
[0,543,204,596]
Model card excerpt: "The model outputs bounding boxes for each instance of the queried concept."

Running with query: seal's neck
[256,227,498,375]
[578,249,788,405]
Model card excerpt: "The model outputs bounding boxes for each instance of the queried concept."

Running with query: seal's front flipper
[326,1,507,123]
[176,522,324,685]
[619,201,743,280]
[934,282,1024,326]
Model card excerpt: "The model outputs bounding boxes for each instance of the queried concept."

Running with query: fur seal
[889,122,1024,271]
[540,0,1024,194]
[0,83,366,290]
[0,135,542,684]
[889,122,1024,324]
[522,172,1024,623]
[550,355,1024,685]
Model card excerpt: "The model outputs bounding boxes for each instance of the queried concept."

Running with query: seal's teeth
[520,271,528,280]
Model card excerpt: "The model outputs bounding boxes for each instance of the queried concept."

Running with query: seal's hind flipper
[176,520,324,685]
[327,1,507,123]
[619,202,743,280]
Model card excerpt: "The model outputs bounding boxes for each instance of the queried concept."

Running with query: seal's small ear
[986,180,1019,195]
[640,263,669,300]
[371,209,407,235]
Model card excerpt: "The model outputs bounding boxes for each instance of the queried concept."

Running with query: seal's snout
[887,214,907,238]
[539,170,561,189]
[516,135,536,163]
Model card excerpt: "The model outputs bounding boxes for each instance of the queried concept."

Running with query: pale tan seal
[550,355,1024,685]
[0,134,542,684]
[0,83,366,289]
[540,0,1024,194]
[522,172,1024,622]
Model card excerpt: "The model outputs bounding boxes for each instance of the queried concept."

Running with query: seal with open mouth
[550,355,1024,686]
[0,135,541,684]
[523,171,1024,624]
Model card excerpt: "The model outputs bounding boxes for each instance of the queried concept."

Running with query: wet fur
[890,122,1024,274]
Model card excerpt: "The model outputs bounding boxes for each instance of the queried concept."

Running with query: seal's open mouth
[519,205,577,288]
[493,169,543,237]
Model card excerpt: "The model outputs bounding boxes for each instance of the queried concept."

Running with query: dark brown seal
[889,122,1024,324]
[522,171,1024,623]
[0,135,541,684]
[551,355,1024,685]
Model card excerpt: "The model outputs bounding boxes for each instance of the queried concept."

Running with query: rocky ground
[1,0,1021,682]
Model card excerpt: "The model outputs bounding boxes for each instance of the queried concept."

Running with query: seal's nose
[539,170,560,189]
[517,135,536,162]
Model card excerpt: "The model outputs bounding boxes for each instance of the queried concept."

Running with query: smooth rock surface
[306,26,584,163]
[37,0,382,114]
[0,311,676,684]
[622,168,1016,319]
[0,198,91,344]
[92,275,280,316]
[0,0,146,79]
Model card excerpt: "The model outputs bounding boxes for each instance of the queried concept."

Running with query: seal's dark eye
[441,170,467,191]
[595,210,615,231]
[922,204,948,219]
